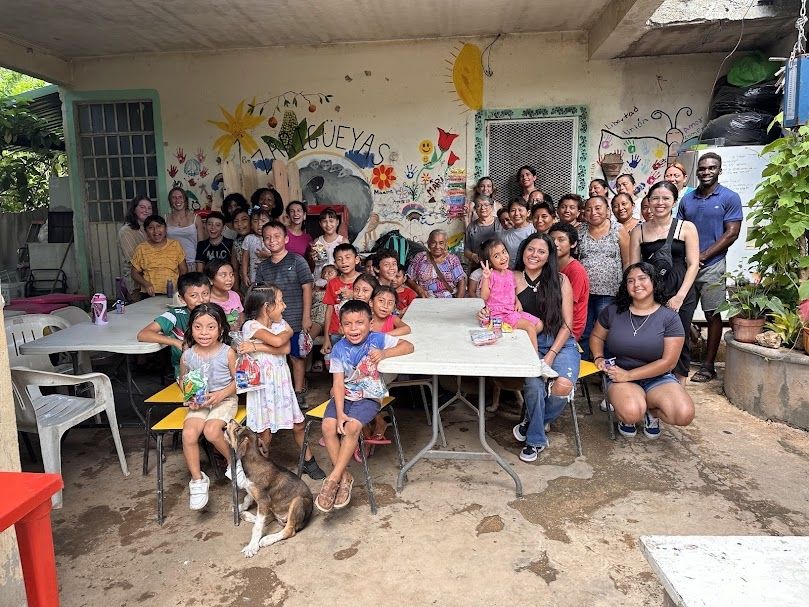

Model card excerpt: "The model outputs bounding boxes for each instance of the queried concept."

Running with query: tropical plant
[716,268,785,320]
[764,309,807,349]
[747,114,809,302]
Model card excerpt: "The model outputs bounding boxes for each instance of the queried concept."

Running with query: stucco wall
[68,33,723,247]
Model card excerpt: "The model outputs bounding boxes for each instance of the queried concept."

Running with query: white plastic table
[378,298,554,497]
[640,535,809,607]
[18,296,172,425]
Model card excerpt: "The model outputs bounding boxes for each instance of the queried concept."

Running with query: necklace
[629,310,652,336]
[524,272,541,292]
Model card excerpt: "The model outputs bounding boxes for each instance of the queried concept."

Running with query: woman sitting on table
[509,233,581,462]
[407,229,466,299]
[589,262,695,440]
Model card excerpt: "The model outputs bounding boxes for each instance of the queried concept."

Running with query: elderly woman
[407,229,466,298]
[166,186,204,271]
[118,195,153,300]
[630,181,699,382]
[589,262,695,439]
[464,194,501,270]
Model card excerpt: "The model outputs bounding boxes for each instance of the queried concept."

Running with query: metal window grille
[486,117,577,203]
[76,101,158,222]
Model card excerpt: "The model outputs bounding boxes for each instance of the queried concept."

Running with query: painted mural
[595,106,703,196]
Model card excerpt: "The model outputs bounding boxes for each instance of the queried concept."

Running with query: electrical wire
[480,34,501,77]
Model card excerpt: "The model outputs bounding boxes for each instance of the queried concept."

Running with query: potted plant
[716,269,784,343]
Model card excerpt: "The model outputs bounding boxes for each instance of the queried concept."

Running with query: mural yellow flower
[207,100,265,158]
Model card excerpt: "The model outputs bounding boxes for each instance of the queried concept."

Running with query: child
[229,208,251,291]
[362,255,377,276]
[557,194,583,228]
[196,211,233,272]
[352,273,378,303]
[255,220,313,407]
[179,303,245,510]
[497,207,513,230]
[375,250,398,288]
[131,215,188,296]
[285,201,312,261]
[137,272,211,378]
[479,239,542,353]
[392,264,417,317]
[205,259,244,330]
[238,284,325,480]
[310,207,345,277]
[370,285,411,336]
[321,242,362,355]
[240,207,272,286]
[311,264,337,372]
[315,299,414,513]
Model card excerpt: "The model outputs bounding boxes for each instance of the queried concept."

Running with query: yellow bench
[298,396,403,515]
[142,383,185,476]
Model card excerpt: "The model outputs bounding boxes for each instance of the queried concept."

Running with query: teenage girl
[370,285,411,336]
[479,238,542,353]
[240,208,271,286]
[238,284,325,480]
[205,259,244,330]
[180,303,243,511]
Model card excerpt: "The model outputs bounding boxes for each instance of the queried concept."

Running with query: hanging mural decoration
[596,106,702,196]
[449,43,484,111]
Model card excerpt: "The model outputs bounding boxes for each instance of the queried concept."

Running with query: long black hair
[514,233,563,336]
[243,283,282,321]
[614,262,669,313]
[184,303,231,348]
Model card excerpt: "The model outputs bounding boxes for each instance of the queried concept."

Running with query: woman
[221,193,249,240]
[630,181,699,382]
[530,200,557,234]
[165,186,204,270]
[511,233,580,461]
[501,199,536,268]
[517,165,539,203]
[615,173,637,199]
[407,229,466,298]
[251,187,284,219]
[589,262,695,439]
[464,177,499,227]
[578,196,630,359]
[118,195,153,300]
[464,195,501,270]
[664,162,693,215]
[588,179,611,199]
[611,193,640,233]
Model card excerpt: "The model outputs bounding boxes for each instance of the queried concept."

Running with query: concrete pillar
[0,300,27,605]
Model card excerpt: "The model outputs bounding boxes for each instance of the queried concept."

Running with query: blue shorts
[606,372,678,393]
[324,398,379,425]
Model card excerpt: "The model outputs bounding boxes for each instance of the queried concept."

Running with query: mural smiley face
[419,140,434,155]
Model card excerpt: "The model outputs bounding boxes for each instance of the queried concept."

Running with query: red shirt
[395,286,417,316]
[323,275,357,334]
[560,259,589,341]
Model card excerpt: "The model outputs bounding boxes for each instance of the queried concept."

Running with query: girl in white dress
[238,284,325,479]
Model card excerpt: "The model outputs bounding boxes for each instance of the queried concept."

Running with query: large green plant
[748,116,809,302]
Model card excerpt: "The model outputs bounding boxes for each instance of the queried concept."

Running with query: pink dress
[486,270,540,327]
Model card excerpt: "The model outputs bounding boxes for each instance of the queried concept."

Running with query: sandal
[691,367,717,383]
[364,433,391,445]
[353,443,373,463]
[315,478,340,513]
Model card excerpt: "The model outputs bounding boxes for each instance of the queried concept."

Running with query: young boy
[195,211,233,271]
[131,215,188,296]
[255,220,313,406]
[392,263,417,317]
[375,250,398,287]
[320,242,362,355]
[137,272,212,378]
[315,299,414,512]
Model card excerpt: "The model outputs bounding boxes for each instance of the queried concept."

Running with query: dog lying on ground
[487,377,524,413]
[224,420,313,558]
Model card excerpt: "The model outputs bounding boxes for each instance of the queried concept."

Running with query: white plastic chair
[11,367,130,508]
[5,313,74,373]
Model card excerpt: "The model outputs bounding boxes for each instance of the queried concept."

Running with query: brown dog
[224,420,313,558]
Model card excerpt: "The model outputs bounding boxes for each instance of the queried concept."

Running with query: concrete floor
[26,369,809,607]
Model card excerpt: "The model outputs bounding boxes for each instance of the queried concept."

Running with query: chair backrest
[51,306,90,326]
[4,313,70,372]
[10,367,38,433]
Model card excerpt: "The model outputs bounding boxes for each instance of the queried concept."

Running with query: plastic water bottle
[90,293,108,325]
[166,279,175,299]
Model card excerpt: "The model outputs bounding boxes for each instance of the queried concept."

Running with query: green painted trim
[59,88,166,294]
[474,105,589,195]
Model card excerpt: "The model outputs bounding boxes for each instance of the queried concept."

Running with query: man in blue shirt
[676,152,742,383]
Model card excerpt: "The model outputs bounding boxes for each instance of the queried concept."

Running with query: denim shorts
[606,372,678,393]
[324,397,379,425]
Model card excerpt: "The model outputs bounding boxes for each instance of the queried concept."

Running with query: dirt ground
[24,369,809,607]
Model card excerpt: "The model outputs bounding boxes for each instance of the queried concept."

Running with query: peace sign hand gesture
[480,260,492,281]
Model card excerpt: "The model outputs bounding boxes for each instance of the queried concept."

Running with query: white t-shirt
[242,234,268,283]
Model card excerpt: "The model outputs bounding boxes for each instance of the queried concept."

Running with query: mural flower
[447,151,460,167]
[436,128,459,152]
[207,100,265,158]
[371,164,397,190]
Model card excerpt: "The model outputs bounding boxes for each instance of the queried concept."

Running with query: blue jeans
[581,294,614,361]
[523,333,581,448]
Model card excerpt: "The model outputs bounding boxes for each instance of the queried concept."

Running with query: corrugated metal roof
[6,85,64,153]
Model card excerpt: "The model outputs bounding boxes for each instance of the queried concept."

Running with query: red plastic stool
[0,472,63,607]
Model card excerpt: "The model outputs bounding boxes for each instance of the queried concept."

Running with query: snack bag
[298,330,313,357]
[470,329,499,346]
[230,331,264,394]
[181,364,209,405]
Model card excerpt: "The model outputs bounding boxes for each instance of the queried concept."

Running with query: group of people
[115,150,741,511]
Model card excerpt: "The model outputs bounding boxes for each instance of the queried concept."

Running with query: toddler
[240,207,271,286]
[392,264,417,317]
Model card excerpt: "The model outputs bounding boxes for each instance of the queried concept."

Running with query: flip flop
[691,367,717,383]
[364,433,391,445]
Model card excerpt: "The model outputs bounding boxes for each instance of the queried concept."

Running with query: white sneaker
[225,459,249,490]
[599,399,614,413]
[189,472,210,510]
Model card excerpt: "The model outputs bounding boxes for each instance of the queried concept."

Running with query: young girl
[392,264,417,317]
[205,259,244,330]
[284,200,312,260]
[240,208,271,286]
[479,239,542,353]
[310,207,345,277]
[352,273,379,303]
[180,303,243,511]
[229,208,251,291]
[370,285,411,336]
[131,215,188,296]
[238,284,325,480]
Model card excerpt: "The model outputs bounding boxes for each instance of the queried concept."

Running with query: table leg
[125,354,146,426]
[397,375,441,492]
[15,499,59,607]
[475,376,522,497]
